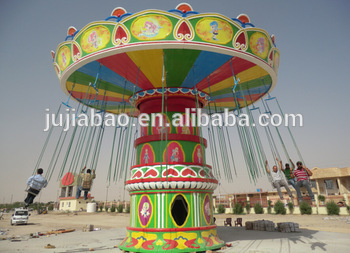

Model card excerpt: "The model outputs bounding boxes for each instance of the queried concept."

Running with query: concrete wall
[317,178,339,195]
[59,199,89,211]
[214,193,350,215]
[340,178,350,193]
[215,205,349,215]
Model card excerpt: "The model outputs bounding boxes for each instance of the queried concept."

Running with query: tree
[217,204,225,214]
[326,201,340,215]
[234,203,244,214]
[116,204,123,213]
[254,202,264,214]
[245,201,251,214]
[299,201,312,215]
[274,200,286,215]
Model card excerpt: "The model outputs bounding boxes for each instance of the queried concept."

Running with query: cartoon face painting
[203,194,212,224]
[138,195,152,227]
[61,52,67,67]
[257,37,265,54]
[87,30,99,49]
[157,125,167,134]
[181,126,190,135]
[193,145,203,164]
[140,202,150,218]
[165,142,184,163]
[144,149,149,164]
[204,202,210,216]
[145,21,156,33]
[197,148,202,163]
[249,32,269,58]
[171,147,179,162]
[153,114,170,134]
[141,144,154,165]
[274,52,280,70]
[139,20,161,38]
[209,21,221,41]
[141,126,147,136]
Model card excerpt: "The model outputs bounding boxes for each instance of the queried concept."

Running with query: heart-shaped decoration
[144,168,158,178]
[233,30,248,51]
[132,170,143,179]
[175,19,194,41]
[199,169,207,178]
[72,43,81,61]
[163,168,179,177]
[114,24,130,46]
[181,168,197,177]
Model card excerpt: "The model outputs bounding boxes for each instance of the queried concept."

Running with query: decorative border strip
[129,164,215,180]
[125,180,218,191]
[54,9,279,78]
[135,134,207,147]
[130,162,212,170]
[126,225,217,232]
[130,88,210,106]
[129,189,214,195]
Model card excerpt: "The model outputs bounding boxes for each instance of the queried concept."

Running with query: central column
[119,88,224,252]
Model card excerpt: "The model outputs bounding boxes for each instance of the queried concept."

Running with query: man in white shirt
[265,159,294,200]
[24,168,48,208]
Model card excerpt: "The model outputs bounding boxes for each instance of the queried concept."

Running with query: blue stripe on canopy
[211,86,270,100]
[77,61,141,92]
[181,51,232,88]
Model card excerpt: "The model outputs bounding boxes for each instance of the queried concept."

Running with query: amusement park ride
[50,3,281,252]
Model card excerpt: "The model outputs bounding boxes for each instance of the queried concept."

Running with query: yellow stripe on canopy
[203,65,268,93]
[203,76,234,93]
[210,101,245,108]
[66,82,129,100]
[109,107,136,114]
[237,65,268,83]
[126,49,164,88]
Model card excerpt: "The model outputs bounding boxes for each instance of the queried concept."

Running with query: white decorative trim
[157,193,161,228]
[162,193,165,228]
[125,180,217,191]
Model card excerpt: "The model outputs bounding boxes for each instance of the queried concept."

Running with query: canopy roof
[53,4,280,115]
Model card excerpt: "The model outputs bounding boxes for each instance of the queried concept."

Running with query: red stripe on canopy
[213,93,263,103]
[97,53,154,90]
[196,58,256,90]
[71,91,126,102]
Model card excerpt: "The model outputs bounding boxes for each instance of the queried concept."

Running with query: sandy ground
[0,212,130,237]
[0,212,349,252]
[217,213,350,234]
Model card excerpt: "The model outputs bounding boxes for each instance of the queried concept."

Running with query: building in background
[214,166,350,211]
[310,167,350,195]
[310,166,350,206]
[58,172,94,211]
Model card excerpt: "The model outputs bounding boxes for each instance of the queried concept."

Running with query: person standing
[293,161,315,202]
[265,159,294,200]
[24,168,48,208]
[76,166,96,200]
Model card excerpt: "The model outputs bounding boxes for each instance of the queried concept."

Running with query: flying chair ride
[52,3,280,252]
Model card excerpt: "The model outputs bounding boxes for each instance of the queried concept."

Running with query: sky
[0,0,349,204]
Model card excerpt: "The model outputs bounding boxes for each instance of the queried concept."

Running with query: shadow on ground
[217,226,328,252]
[11,222,38,226]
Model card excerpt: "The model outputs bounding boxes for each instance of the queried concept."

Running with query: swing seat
[265,96,276,101]
[25,188,40,196]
